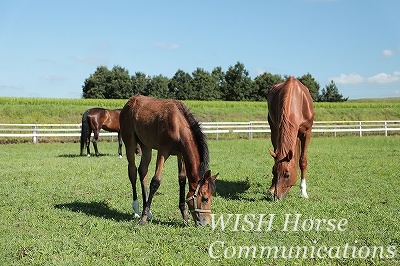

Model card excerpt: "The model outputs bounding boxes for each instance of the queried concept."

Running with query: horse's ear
[269,148,276,158]
[287,150,293,161]
[212,172,219,181]
[204,170,218,181]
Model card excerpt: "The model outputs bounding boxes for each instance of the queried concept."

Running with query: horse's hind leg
[93,129,100,156]
[124,139,140,218]
[86,129,92,157]
[177,156,189,221]
[137,145,152,221]
[117,131,123,158]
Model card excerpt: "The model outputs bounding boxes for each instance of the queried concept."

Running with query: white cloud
[330,73,364,84]
[367,73,400,84]
[382,49,394,57]
[153,42,180,50]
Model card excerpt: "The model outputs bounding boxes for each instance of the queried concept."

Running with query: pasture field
[1,97,400,123]
[0,136,399,265]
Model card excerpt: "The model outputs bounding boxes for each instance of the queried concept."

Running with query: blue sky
[0,0,399,99]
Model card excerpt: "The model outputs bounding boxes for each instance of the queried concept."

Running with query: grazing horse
[119,95,218,226]
[80,108,123,157]
[267,77,314,200]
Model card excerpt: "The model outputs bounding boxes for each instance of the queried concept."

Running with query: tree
[168,69,193,100]
[104,65,132,99]
[211,67,225,100]
[145,74,170,99]
[254,72,284,101]
[298,73,320,102]
[223,61,256,101]
[82,66,110,98]
[131,72,150,96]
[319,80,348,102]
[191,68,219,100]
[82,65,131,99]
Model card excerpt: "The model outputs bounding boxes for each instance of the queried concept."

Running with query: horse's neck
[276,116,298,159]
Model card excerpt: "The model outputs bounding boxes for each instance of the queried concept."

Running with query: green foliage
[298,73,320,101]
[81,62,347,102]
[0,138,399,265]
[319,80,348,102]
[82,65,132,99]
[223,62,257,101]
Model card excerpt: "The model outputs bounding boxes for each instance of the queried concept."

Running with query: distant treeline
[82,62,348,102]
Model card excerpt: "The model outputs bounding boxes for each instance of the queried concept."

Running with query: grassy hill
[0,97,400,124]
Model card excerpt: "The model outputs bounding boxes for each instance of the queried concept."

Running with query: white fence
[1,121,400,143]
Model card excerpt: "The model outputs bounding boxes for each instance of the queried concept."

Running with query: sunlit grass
[0,137,399,265]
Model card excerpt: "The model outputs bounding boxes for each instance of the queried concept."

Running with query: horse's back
[121,95,190,152]
[267,77,314,127]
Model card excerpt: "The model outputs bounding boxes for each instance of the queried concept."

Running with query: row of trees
[82,62,348,102]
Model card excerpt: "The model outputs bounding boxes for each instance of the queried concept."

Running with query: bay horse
[119,95,218,226]
[80,108,123,157]
[267,77,314,200]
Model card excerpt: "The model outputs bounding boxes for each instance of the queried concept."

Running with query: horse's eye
[284,172,290,179]
[201,197,209,203]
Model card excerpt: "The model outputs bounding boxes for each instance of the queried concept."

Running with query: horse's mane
[176,101,210,182]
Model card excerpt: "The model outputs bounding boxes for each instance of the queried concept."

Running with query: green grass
[0,137,399,265]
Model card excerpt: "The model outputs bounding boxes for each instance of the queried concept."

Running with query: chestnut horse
[80,108,123,157]
[119,95,218,226]
[267,77,314,200]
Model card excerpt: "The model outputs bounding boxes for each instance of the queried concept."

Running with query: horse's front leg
[299,131,312,198]
[140,151,168,225]
[177,156,189,221]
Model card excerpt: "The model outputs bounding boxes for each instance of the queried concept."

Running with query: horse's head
[269,149,297,200]
[186,170,218,226]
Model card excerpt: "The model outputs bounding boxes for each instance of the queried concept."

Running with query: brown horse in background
[80,108,123,157]
[120,95,218,226]
[267,77,314,200]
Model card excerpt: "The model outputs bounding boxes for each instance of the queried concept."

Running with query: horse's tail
[80,109,91,155]
[177,102,209,178]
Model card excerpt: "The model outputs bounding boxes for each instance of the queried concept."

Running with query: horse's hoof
[119,155,123,159]
[139,216,147,225]
[87,154,91,157]
[133,213,140,219]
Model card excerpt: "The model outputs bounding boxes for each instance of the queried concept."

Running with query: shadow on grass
[54,201,190,227]
[215,178,251,200]
[54,201,131,221]
[216,177,275,202]
[57,153,115,158]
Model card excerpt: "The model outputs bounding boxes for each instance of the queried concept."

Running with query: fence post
[384,121,388,137]
[334,124,337,137]
[359,121,362,137]
[32,125,38,144]
[249,122,252,139]
[216,123,219,141]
